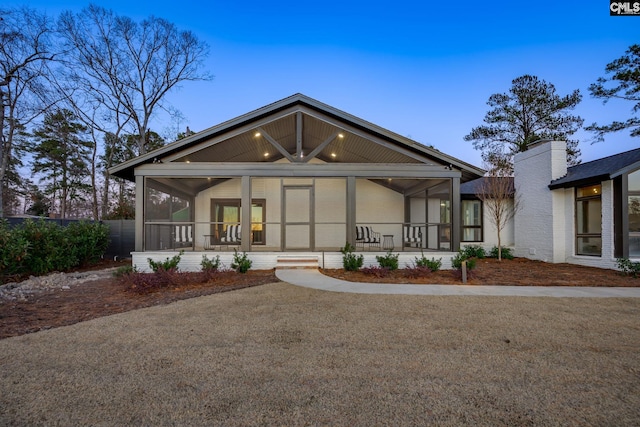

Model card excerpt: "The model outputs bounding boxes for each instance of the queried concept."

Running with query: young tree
[57,5,211,156]
[587,44,640,142]
[465,75,583,173]
[0,7,55,217]
[476,169,521,261]
[29,109,92,218]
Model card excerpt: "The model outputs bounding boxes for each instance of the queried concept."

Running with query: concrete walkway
[275,269,640,298]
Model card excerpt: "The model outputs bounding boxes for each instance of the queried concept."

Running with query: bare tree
[0,7,55,217]
[57,5,212,156]
[476,169,521,260]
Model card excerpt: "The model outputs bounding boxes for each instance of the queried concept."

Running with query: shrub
[66,221,110,266]
[19,219,72,274]
[0,219,29,278]
[362,266,391,278]
[617,258,640,278]
[340,242,363,271]
[461,245,486,259]
[404,265,433,278]
[0,219,110,281]
[414,254,442,272]
[113,265,136,277]
[201,254,221,272]
[148,251,183,272]
[489,246,514,260]
[231,249,252,273]
[376,251,399,270]
[451,250,477,271]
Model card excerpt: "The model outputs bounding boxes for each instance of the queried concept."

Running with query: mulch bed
[322,257,639,287]
[0,267,278,340]
[1,257,637,340]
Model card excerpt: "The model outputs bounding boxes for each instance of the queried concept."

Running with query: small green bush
[113,265,136,277]
[461,245,486,259]
[148,251,183,272]
[414,254,442,272]
[489,246,514,260]
[231,249,252,273]
[201,254,221,272]
[340,242,363,271]
[376,251,399,270]
[617,258,640,278]
[451,250,477,271]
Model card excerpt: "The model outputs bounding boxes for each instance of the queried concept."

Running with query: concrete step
[276,256,319,270]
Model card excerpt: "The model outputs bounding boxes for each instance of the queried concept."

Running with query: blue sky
[7,0,640,166]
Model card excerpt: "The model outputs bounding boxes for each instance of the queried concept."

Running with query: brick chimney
[513,140,568,262]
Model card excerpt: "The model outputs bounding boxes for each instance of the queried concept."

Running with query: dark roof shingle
[549,147,640,189]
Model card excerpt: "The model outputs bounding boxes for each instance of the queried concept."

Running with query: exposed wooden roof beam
[257,127,296,163]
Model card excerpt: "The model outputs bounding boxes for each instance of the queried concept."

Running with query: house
[110,94,639,272]
[457,140,640,270]
[513,140,640,270]
[110,94,485,270]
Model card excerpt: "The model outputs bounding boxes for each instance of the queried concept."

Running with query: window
[576,184,602,256]
[629,169,640,257]
[461,200,483,242]
[211,199,265,245]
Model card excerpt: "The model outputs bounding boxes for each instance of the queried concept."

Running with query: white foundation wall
[134,251,457,272]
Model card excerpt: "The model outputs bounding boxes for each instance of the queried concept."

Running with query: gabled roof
[460,177,514,196]
[109,93,485,182]
[549,147,640,189]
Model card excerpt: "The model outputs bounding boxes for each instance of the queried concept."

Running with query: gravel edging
[0,268,119,303]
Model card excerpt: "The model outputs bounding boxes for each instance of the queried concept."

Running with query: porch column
[346,176,356,247]
[451,176,461,252]
[135,175,144,251]
[241,176,251,252]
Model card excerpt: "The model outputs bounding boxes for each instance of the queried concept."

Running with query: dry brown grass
[1,282,639,426]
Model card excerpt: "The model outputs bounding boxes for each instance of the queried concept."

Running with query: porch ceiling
[171,112,424,165]
[110,94,486,182]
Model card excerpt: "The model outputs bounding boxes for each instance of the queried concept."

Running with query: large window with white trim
[576,184,602,256]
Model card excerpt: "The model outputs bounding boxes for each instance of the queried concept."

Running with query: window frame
[461,198,483,243]
[210,198,266,245]
[575,184,602,257]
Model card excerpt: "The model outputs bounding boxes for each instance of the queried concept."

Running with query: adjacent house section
[514,140,640,269]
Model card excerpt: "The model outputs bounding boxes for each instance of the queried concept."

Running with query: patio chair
[220,224,241,246]
[355,225,380,250]
[403,225,422,248]
[174,225,193,248]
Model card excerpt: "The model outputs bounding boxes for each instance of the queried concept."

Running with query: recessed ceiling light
[254,132,261,137]
[264,152,269,157]
[338,133,344,138]
[331,153,336,158]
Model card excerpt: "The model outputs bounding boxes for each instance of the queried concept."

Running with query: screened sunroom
[110,94,484,258]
